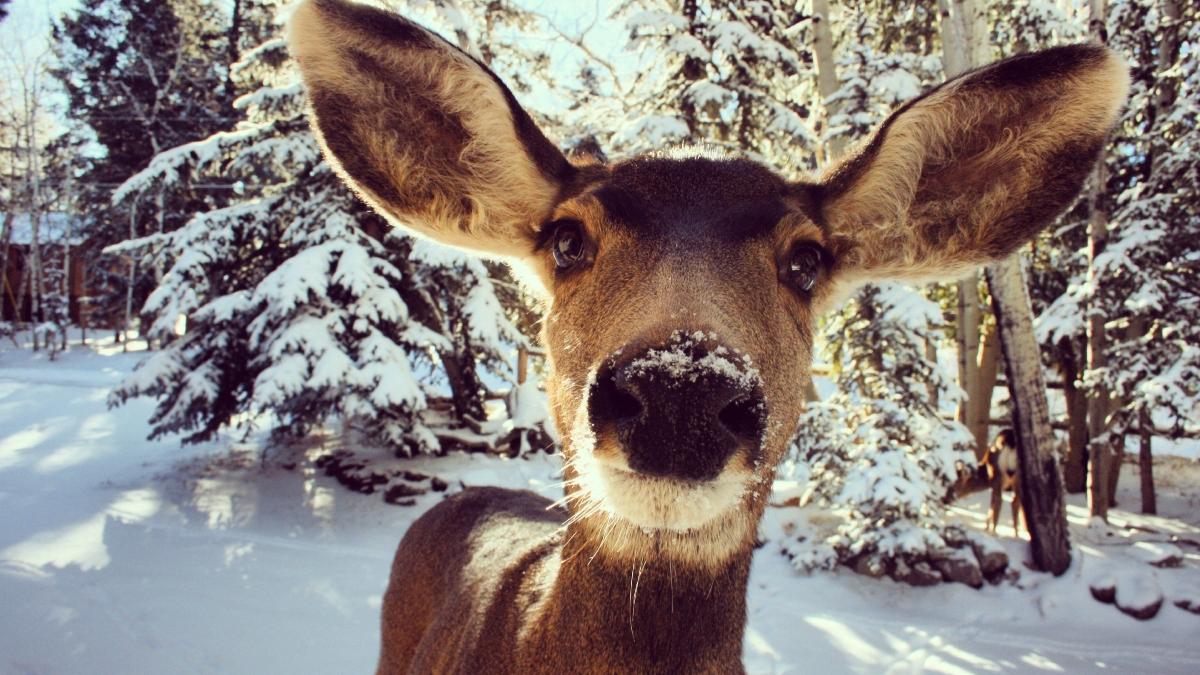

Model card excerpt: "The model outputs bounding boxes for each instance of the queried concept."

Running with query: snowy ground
[1,338,1198,674]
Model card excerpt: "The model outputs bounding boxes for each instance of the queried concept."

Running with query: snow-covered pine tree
[1035,0,1198,512]
[784,1,978,584]
[51,0,236,332]
[602,0,816,168]
[1097,0,1198,486]
[791,285,975,583]
[109,1,544,457]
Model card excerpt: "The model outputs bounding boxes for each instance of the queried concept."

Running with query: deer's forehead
[570,156,804,245]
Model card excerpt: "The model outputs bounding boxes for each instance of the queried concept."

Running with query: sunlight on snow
[742,626,781,663]
[0,422,58,471]
[0,488,161,573]
[1020,652,1067,672]
[223,542,255,568]
[805,616,885,665]
[803,615,1018,674]
[302,459,338,531]
[192,477,259,530]
[304,578,354,618]
[35,413,118,473]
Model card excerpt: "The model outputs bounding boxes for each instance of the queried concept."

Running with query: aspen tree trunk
[812,0,843,162]
[970,324,1000,458]
[805,0,842,405]
[956,279,981,427]
[24,98,44,344]
[961,0,995,437]
[937,0,966,76]
[1085,0,1112,521]
[986,262,1071,574]
[940,0,983,435]
[946,0,1071,572]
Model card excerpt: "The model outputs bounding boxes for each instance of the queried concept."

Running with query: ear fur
[814,44,1129,287]
[288,0,575,257]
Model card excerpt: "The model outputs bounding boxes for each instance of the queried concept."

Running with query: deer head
[290,0,1127,570]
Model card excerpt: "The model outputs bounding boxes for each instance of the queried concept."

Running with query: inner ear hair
[288,0,577,258]
[817,44,1129,282]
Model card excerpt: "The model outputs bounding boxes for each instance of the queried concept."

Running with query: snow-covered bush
[788,284,975,581]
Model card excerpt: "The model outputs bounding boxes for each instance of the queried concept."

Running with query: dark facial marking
[595,155,790,244]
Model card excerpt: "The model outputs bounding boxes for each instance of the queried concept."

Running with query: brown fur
[288,0,576,258]
[287,2,1127,672]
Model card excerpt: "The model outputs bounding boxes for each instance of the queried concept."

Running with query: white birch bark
[812,0,843,162]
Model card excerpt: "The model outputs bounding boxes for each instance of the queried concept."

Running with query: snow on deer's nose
[588,331,766,482]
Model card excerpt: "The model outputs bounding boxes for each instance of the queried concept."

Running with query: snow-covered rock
[1130,541,1185,568]
[1114,570,1165,621]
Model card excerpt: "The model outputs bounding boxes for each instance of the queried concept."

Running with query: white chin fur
[566,384,748,533]
[594,466,747,532]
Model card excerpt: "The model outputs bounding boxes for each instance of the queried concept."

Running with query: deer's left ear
[810,44,1128,294]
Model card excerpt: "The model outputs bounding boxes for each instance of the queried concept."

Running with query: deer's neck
[525,525,751,672]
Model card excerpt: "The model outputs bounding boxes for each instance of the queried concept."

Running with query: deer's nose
[588,337,766,482]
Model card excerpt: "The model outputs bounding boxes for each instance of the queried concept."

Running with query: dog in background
[985,429,1023,535]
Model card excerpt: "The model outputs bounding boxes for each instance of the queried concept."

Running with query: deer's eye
[786,243,824,293]
[551,221,587,269]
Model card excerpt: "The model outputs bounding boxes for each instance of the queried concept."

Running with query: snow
[625,330,761,391]
[1,338,1199,673]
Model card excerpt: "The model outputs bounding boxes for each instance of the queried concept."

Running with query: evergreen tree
[592,0,816,168]
[51,0,236,331]
[789,284,974,582]
[1036,0,1199,504]
[109,1,545,455]
[1099,0,1198,441]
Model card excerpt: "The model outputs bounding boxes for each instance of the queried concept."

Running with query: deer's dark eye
[552,221,587,269]
[786,243,824,293]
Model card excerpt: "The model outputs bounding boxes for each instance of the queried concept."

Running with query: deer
[985,429,1023,536]
[287,1,1128,672]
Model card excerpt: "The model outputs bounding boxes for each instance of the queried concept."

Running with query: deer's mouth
[565,418,752,533]
[592,463,749,532]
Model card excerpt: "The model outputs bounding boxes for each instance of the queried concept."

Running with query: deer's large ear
[288,0,575,258]
[811,44,1128,292]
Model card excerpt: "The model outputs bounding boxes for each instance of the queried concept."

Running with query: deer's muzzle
[587,332,766,482]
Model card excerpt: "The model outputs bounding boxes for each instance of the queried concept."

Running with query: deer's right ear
[288,0,574,258]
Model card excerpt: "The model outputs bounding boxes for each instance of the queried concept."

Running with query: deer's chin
[594,466,748,532]
[568,461,758,569]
